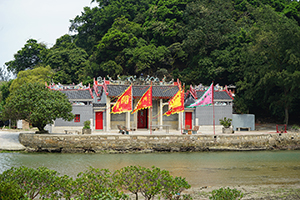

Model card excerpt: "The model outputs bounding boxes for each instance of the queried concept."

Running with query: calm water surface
[1,151,300,187]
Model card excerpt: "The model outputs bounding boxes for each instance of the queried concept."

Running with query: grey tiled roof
[184,95,196,107]
[196,91,232,100]
[106,85,179,99]
[61,90,93,100]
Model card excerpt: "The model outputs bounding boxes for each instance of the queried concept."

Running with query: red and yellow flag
[132,85,152,114]
[111,85,132,114]
[164,85,184,116]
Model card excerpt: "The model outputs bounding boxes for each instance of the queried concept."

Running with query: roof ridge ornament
[96,75,175,86]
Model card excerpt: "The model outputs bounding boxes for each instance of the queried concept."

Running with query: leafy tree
[114,165,191,200]
[2,82,74,132]
[283,1,300,25]
[9,66,54,93]
[0,65,14,81]
[5,39,48,75]
[45,34,89,84]
[237,5,300,124]
[0,80,12,112]
[180,0,238,85]
[70,0,153,54]
[0,166,62,199]
[73,167,129,200]
[0,181,25,200]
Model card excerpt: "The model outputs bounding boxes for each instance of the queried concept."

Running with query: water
[1,151,300,187]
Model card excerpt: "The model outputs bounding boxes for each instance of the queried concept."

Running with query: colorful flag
[188,83,213,107]
[164,85,184,116]
[111,85,132,114]
[132,85,152,114]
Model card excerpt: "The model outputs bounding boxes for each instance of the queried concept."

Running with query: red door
[138,109,148,128]
[95,112,103,130]
[185,112,192,129]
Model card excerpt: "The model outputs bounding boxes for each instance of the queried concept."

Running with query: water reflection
[0,151,300,187]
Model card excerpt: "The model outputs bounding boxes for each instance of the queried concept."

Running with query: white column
[134,109,137,130]
[90,118,93,131]
[159,99,163,130]
[178,112,183,131]
[106,96,111,131]
[126,111,130,129]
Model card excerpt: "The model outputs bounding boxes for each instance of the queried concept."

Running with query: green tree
[0,166,62,199]
[114,165,191,200]
[237,5,300,124]
[5,39,48,75]
[73,167,129,200]
[45,34,89,84]
[0,80,12,112]
[2,82,74,132]
[9,66,54,93]
[0,181,25,200]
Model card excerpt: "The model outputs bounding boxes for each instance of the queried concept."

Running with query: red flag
[111,85,132,114]
[132,85,152,114]
[164,85,184,116]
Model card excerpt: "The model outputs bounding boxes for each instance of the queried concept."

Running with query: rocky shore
[18,131,300,153]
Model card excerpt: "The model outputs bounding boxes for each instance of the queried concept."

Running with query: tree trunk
[284,107,289,125]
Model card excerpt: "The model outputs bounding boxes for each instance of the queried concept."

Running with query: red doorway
[185,112,192,129]
[95,112,103,130]
[137,109,148,129]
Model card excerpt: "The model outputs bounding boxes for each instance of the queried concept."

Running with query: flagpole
[150,107,152,135]
[212,82,215,135]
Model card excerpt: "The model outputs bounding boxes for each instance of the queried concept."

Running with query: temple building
[46,76,234,133]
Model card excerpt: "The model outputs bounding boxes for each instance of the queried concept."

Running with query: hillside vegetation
[3,0,300,124]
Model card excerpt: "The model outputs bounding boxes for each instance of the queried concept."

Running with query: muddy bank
[187,184,300,200]
[126,184,300,199]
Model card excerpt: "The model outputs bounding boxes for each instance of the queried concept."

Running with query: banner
[111,85,132,114]
[132,85,152,114]
[164,85,184,116]
[188,83,213,107]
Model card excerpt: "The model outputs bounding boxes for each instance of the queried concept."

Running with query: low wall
[19,132,300,153]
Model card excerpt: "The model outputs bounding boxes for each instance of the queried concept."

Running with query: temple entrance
[185,112,192,129]
[137,109,148,129]
[95,112,103,130]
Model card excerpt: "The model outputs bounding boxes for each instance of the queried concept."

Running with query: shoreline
[182,184,300,200]
[18,132,300,153]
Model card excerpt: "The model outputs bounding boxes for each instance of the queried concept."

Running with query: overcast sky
[0,0,96,79]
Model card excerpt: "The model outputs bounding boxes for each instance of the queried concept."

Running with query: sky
[0,0,97,79]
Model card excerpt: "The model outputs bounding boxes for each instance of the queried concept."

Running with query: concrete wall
[54,105,93,127]
[232,114,255,131]
[195,105,232,125]
[19,132,300,153]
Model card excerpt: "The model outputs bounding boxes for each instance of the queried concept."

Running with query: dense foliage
[2,82,74,132]
[209,187,244,200]
[0,165,191,200]
[3,0,300,124]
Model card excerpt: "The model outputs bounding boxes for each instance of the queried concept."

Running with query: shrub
[83,120,91,129]
[73,167,128,200]
[114,165,191,200]
[219,117,232,128]
[291,125,300,132]
[209,187,243,200]
[0,181,25,200]
[0,166,62,199]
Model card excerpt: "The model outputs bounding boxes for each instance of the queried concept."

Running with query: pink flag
[188,83,213,107]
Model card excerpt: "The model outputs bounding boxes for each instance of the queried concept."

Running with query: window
[74,114,80,122]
